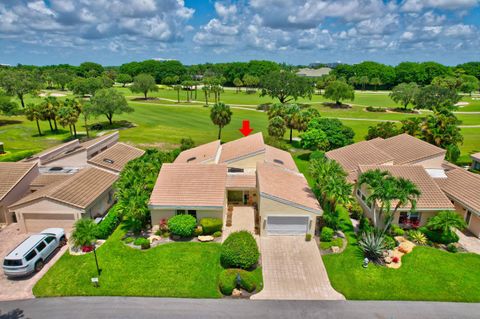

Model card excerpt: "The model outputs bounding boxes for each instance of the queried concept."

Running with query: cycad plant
[358,229,386,264]
[71,219,98,248]
[408,230,427,245]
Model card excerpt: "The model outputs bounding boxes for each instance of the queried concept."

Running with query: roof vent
[273,159,284,165]
[228,167,244,173]
[103,158,114,164]
[49,167,64,171]
[187,157,196,162]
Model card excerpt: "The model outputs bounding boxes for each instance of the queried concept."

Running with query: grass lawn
[33,227,224,298]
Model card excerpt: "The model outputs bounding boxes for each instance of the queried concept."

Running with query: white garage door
[267,216,309,235]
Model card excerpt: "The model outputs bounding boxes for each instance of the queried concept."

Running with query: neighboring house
[87,142,145,174]
[356,165,454,228]
[296,67,331,77]
[149,133,322,236]
[435,166,480,238]
[0,162,38,225]
[9,167,118,233]
[471,152,480,171]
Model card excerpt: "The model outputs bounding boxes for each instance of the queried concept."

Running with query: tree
[90,88,133,125]
[299,129,329,151]
[358,76,369,90]
[80,101,93,138]
[421,112,463,149]
[116,73,132,87]
[324,80,354,106]
[0,70,41,108]
[413,85,460,112]
[40,97,60,132]
[71,219,98,248]
[389,82,419,109]
[50,71,73,90]
[260,71,314,103]
[370,77,382,91]
[305,117,355,150]
[233,77,243,93]
[365,122,400,140]
[0,93,19,116]
[268,116,286,138]
[70,77,103,97]
[431,76,461,91]
[459,74,479,95]
[242,74,260,91]
[400,117,423,136]
[78,62,104,77]
[202,85,210,106]
[57,100,80,138]
[426,211,466,237]
[210,102,232,140]
[446,144,461,163]
[24,103,43,136]
[129,73,158,99]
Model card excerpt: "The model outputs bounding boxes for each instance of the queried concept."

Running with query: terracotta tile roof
[358,165,454,210]
[30,174,71,189]
[219,133,265,163]
[88,143,145,172]
[264,145,298,172]
[372,134,445,165]
[0,162,37,201]
[257,162,322,213]
[80,132,119,149]
[226,174,257,189]
[326,141,394,174]
[435,168,480,214]
[22,140,84,164]
[471,152,480,161]
[174,140,221,164]
[10,168,118,209]
[149,164,227,208]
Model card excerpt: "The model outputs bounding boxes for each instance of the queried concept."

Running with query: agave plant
[408,230,427,245]
[358,229,386,264]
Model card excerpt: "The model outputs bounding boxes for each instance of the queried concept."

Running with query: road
[1,297,479,319]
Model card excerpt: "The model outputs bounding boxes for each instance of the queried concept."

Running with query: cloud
[401,0,479,12]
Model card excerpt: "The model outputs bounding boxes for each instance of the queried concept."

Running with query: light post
[93,242,101,276]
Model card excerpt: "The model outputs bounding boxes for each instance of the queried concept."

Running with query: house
[87,142,145,173]
[356,165,454,227]
[471,152,480,171]
[0,162,38,225]
[296,68,331,78]
[149,133,322,236]
[9,167,118,233]
[435,166,480,238]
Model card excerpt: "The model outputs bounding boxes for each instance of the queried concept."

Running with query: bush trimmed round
[221,231,259,269]
[218,269,256,295]
[320,226,334,242]
[199,218,222,235]
[168,214,197,237]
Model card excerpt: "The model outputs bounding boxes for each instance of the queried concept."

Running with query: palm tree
[391,177,421,216]
[71,219,98,248]
[310,157,348,206]
[283,104,300,143]
[210,102,232,140]
[173,85,182,103]
[57,100,80,138]
[426,211,467,236]
[24,103,43,136]
[370,77,382,91]
[323,178,352,212]
[202,85,210,106]
[39,96,60,132]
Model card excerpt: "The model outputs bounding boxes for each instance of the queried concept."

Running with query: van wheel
[35,260,44,272]
[59,236,67,247]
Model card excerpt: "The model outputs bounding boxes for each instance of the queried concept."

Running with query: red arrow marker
[239,120,253,136]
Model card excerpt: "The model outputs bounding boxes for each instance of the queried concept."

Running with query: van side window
[25,250,37,261]
[36,241,46,252]
[45,237,55,244]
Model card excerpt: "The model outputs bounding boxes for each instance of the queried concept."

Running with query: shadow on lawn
[0,119,22,126]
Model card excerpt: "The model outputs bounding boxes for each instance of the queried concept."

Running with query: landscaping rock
[384,256,392,264]
[198,235,214,242]
[148,235,161,243]
[232,288,242,297]
[331,246,340,253]
[398,241,415,254]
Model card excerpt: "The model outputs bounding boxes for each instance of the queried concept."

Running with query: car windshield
[3,259,22,267]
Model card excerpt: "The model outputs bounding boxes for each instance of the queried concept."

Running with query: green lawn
[295,153,480,302]
[33,228,224,298]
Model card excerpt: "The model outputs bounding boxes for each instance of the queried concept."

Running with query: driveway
[0,223,67,301]
[252,236,344,300]
[457,230,480,254]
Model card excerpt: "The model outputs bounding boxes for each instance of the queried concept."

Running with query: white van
[3,228,66,278]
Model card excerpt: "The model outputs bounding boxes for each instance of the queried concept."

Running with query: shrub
[358,216,374,234]
[420,227,459,245]
[123,237,134,244]
[320,227,334,242]
[180,137,195,151]
[161,232,170,238]
[305,233,312,242]
[390,224,405,237]
[168,214,197,237]
[447,243,458,253]
[407,230,427,245]
[213,231,222,238]
[218,269,257,295]
[358,230,386,263]
[96,208,121,239]
[384,235,396,250]
[194,226,203,236]
[221,231,259,269]
[366,106,387,112]
[310,150,326,161]
[200,218,223,235]
[133,237,150,249]
[348,202,363,220]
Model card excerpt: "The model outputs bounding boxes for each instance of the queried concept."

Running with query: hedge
[320,227,334,242]
[218,269,256,295]
[419,227,459,245]
[200,218,222,235]
[96,206,121,239]
[168,214,196,237]
[221,231,259,269]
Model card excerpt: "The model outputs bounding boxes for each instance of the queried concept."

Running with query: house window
[108,191,114,204]
[356,188,361,197]
[399,212,420,228]
[465,210,472,226]
[176,210,197,219]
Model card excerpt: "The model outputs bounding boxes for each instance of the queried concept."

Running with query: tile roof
[471,152,480,161]
[22,140,83,163]
[174,140,221,164]
[0,162,37,201]
[264,145,298,172]
[358,165,454,210]
[257,162,322,213]
[10,168,118,209]
[372,134,445,165]
[435,168,480,214]
[149,164,227,208]
[87,143,145,172]
[219,133,265,163]
[80,132,119,149]
[325,141,394,174]
[30,174,71,189]
[226,174,257,189]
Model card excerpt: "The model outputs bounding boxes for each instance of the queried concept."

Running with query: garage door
[267,216,309,235]
[22,213,76,233]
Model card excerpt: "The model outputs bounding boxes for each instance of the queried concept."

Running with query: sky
[0,0,479,66]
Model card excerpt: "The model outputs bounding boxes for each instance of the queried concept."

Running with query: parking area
[252,236,345,300]
[0,223,67,301]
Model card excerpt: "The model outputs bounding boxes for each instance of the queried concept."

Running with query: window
[108,191,114,204]
[356,189,361,197]
[176,210,197,219]
[45,236,55,244]
[176,209,186,215]
[399,212,420,227]
[25,250,37,261]
[466,210,472,225]
[36,241,46,252]
[3,259,22,266]
[188,210,197,219]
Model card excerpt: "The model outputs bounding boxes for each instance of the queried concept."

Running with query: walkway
[457,230,480,254]
[252,236,345,300]
[222,206,256,241]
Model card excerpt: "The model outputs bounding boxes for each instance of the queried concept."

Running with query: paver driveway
[0,223,67,301]
[252,236,345,300]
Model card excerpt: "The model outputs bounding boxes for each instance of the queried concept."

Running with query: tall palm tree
[210,102,232,140]
[323,178,352,212]
[391,177,421,216]
[24,103,43,136]
[202,85,210,106]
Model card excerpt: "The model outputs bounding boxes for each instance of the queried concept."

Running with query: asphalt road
[1,297,479,319]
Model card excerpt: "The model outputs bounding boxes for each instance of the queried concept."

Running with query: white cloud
[401,0,478,12]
